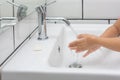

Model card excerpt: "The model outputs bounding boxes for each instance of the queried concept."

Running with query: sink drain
[69,63,82,68]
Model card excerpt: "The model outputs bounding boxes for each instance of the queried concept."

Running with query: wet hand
[68,34,99,57]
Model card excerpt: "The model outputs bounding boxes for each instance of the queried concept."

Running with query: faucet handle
[46,17,71,26]
[41,0,56,7]
[45,0,56,7]
[6,1,28,21]
[36,6,44,14]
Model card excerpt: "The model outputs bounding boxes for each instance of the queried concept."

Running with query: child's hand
[83,45,100,57]
[68,34,100,57]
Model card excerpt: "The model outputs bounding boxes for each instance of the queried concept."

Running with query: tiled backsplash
[84,0,120,19]
[0,12,38,66]
[14,12,38,48]
[47,0,82,18]
[0,26,14,65]
[0,0,13,17]
[47,0,120,22]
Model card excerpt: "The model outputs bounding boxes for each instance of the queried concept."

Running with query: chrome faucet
[36,5,48,40]
[46,17,71,26]
[36,0,71,40]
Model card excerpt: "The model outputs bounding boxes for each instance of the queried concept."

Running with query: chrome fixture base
[69,63,82,68]
[38,36,48,40]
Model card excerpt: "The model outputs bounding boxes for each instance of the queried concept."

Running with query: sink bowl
[48,24,120,80]
[2,24,120,80]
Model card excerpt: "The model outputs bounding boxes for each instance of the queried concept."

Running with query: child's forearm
[96,19,120,51]
[95,37,120,52]
[100,19,120,38]
[100,25,119,37]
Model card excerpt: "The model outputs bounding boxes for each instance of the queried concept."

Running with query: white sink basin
[49,24,120,69]
[48,24,120,80]
[2,24,120,80]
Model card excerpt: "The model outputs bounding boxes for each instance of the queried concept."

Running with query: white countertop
[2,24,64,72]
[1,24,113,73]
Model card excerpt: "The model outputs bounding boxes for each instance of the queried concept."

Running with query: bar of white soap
[33,44,42,51]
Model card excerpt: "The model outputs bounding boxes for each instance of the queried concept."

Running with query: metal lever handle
[45,0,56,7]
[36,6,44,14]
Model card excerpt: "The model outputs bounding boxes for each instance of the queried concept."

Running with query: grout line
[82,0,84,20]
[13,26,15,49]
[108,19,110,24]
[12,0,15,49]
[12,0,15,17]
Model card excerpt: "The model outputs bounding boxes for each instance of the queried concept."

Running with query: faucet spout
[46,17,71,26]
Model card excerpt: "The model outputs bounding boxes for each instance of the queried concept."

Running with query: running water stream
[68,26,82,68]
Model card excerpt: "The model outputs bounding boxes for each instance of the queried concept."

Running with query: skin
[68,18,120,57]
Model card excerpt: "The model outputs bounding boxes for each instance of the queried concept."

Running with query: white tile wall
[1,0,120,19]
[0,26,13,65]
[9,0,120,20]
[84,0,120,19]
[47,0,82,18]
[14,12,38,48]
[69,20,108,24]
[110,20,117,24]
[0,0,13,17]
[14,0,44,16]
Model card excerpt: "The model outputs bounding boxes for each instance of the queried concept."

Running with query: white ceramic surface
[14,12,38,48]
[2,24,120,80]
[49,24,120,69]
[0,26,14,65]
[0,0,13,17]
[84,0,120,19]
[47,0,82,18]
